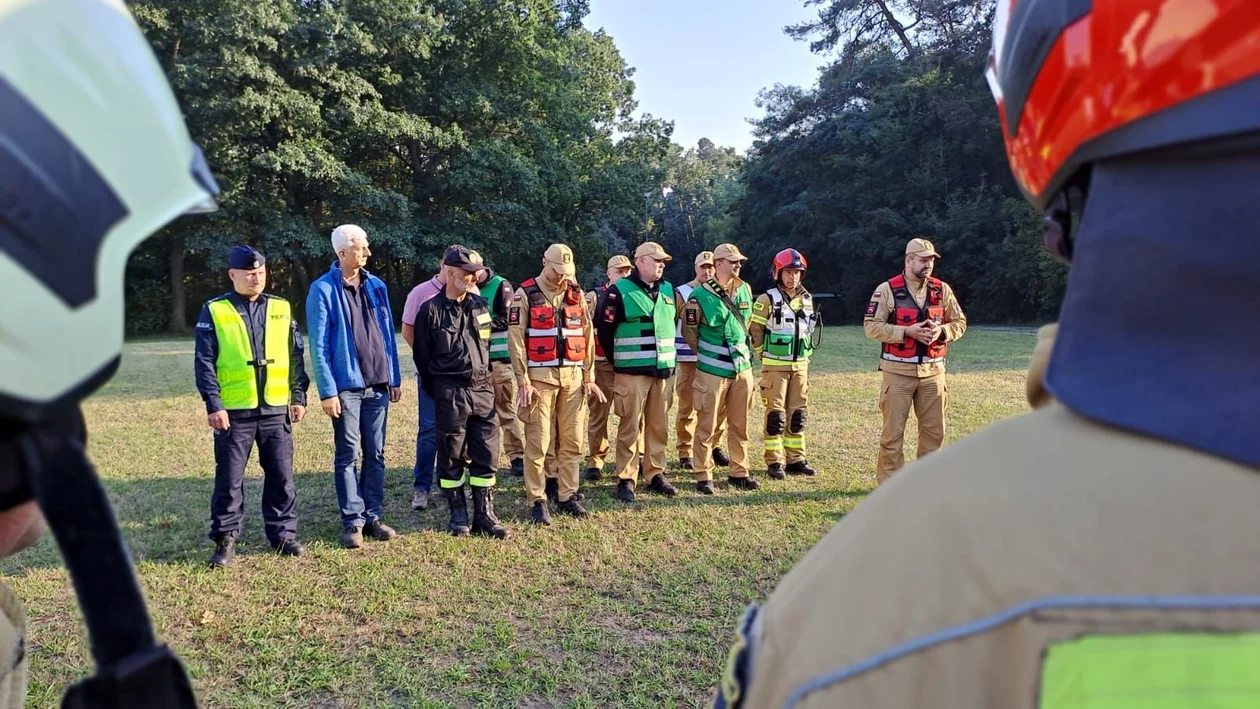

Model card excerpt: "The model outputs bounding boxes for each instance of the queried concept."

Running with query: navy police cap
[228,245,266,270]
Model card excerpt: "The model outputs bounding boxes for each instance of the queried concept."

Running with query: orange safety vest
[882,274,948,364]
[521,278,586,367]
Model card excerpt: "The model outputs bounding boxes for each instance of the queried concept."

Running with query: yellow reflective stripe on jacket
[208,298,291,409]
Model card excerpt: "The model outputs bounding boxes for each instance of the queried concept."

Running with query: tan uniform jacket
[680,277,749,357]
[721,324,1260,709]
[862,275,966,377]
[508,276,595,386]
[750,287,809,372]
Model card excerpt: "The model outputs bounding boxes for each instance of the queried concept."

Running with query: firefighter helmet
[772,248,808,282]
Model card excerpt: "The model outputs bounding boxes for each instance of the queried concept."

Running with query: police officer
[509,244,604,524]
[412,247,508,539]
[479,263,526,478]
[194,245,310,568]
[584,255,633,481]
[596,242,681,502]
[749,249,819,479]
[673,251,722,470]
[680,243,758,494]
[863,238,967,483]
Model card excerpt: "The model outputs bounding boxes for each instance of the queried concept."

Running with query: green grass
[3,326,1038,708]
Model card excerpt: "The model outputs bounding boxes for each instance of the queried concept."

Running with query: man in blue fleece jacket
[306,224,403,549]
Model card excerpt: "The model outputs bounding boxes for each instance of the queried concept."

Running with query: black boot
[585,466,602,481]
[270,538,305,557]
[556,497,591,518]
[616,478,636,503]
[696,480,715,495]
[531,500,553,526]
[510,458,525,477]
[647,475,678,497]
[786,460,817,476]
[446,487,471,537]
[767,463,786,480]
[545,477,559,504]
[471,487,510,539]
[729,475,760,491]
[712,448,731,466]
[208,535,235,569]
[679,457,693,471]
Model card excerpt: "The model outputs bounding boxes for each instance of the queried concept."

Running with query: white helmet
[0,0,218,421]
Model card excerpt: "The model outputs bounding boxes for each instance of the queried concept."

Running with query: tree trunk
[874,0,915,57]
[168,231,186,332]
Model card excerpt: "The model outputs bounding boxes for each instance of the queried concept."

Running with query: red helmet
[772,249,807,282]
[987,1,1260,216]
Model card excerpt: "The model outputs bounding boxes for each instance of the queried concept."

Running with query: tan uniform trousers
[675,361,726,460]
[585,360,616,471]
[491,362,524,463]
[760,366,809,466]
[692,369,755,481]
[613,373,670,483]
[877,370,946,483]
[521,366,585,503]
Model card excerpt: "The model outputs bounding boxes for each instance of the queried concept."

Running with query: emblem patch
[865,301,879,318]
[604,305,616,323]
[686,308,698,326]
[509,307,521,325]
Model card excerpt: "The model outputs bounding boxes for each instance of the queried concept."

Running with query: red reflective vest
[882,274,948,364]
[592,284,608,361]
[521,278,586,367]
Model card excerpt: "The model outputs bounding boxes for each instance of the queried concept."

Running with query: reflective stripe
[698,340,731,355]
[749,314,769,326]
[489,343,509,354]
[439,473,468,489]
[476,312,491,324]
[468,475,495,488]
[527,327,559,336]
[561,327,583,338]
[527,359,560,367]
[783,595,1260,709]
[560,360,583,367]
[478,328,491,339]
[881,352,945,364]
[615,336,658,346]
[614,351,657,362]
[698,354,734,371]
[784,435,804,450]
[764,437,783,451]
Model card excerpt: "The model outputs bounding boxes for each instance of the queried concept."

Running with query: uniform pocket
[612,377,631,419]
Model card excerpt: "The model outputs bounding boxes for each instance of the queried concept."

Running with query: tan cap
[606,254,632,270]
[544,243,576,276]
[712,243,748,262]
[694,250,715,267]
[906,237,941,258]
[634,241,672,261]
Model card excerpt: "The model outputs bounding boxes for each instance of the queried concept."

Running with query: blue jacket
[305,263,401,400]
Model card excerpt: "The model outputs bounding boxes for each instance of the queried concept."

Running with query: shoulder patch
[686,308,698,326]
[871,290,881,298]
[753,301,767,312]
[865,301,879,318]
[603,305,616,323]
[717,604,762,709]
[509,307,521,325]
[663,295,674,305]
[606,290,619,300]
[196,321,213,331]
[513,293,523,302]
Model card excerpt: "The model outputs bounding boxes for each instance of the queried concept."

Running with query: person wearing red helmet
[749,249,820,479]
[863,237,968,483]
[714,2,1260,707]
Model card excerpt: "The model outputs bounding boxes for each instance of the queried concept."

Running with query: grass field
[2,326,1038,708]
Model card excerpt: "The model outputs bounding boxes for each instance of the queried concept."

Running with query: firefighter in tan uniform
[749,249,818,480]
[680,243,759,494]
[583,255,633,480]
[508,244,604,525]
[479,267,526,477]
[863,238,966,483]
[673,251,722,470]
[715,6,1260,707]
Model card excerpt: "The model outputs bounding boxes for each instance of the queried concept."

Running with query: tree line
[123,0,1060,336]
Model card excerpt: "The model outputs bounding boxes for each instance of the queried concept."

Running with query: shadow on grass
[2,465,869,572]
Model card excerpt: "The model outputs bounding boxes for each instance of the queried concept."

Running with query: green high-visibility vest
[208,296,291,410]
[760,287,817,365]
[483,274,510,363]
[611,279,677,372]
[691,280,753,378]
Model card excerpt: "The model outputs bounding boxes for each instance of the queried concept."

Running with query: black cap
[442,245,487,273]
[228,245,266,270]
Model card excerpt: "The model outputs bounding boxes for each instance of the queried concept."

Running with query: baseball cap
[713,243,748,262]
[544,244,576,276]
[443,245,487,273]
[906,238,941,258]
[634,241,672,261]
[694,251,715,267]
[607,255,632,270]
[228,245,266,270]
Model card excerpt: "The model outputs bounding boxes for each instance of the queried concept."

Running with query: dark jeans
[209,413,297,544]
[413,385,438,492]
[331,385,389,530]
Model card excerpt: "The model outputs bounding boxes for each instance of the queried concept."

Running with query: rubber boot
[446,487,470,537]
[471,487,510,539]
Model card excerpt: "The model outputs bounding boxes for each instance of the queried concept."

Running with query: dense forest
[123,0,1062,334]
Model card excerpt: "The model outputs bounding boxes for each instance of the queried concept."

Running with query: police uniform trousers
[585,360,616,471]
[433,377,500,490]
[877,370,946,483]
[491,362,525,465]
[521,366,584,504]
[692,369,755,482]
[210,412,297,544]
[613,373,670,483]
[760,366,809,466]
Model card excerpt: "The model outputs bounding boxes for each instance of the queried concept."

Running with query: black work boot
[471,487,510,539]
[767,463,786,480]
[271,538,305,557]
[510,458,525,477]
[616,478,636,503]
[696,480,715,495]
[679,457,694,471]
[545,477,560,504]
[531,500,553,526]
[585,466,602,481]
[729,475,760,491]
[208,535,236,569]
[447,487,471,537]
[786,460,817,476]
[556,497,591,518]
[712,448,731,467]
[647,475,678,497]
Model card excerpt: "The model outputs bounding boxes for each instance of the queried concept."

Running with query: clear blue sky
[584,0,829,153]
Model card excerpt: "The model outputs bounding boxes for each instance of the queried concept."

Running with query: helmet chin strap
[22,407,197,708]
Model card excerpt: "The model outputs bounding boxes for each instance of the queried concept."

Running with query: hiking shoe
[208,536,236,569]
[365,519,397,541]
[412,488,430,511]
[341,526,364,549]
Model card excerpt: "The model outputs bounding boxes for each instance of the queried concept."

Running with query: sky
[584,0,830,154]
